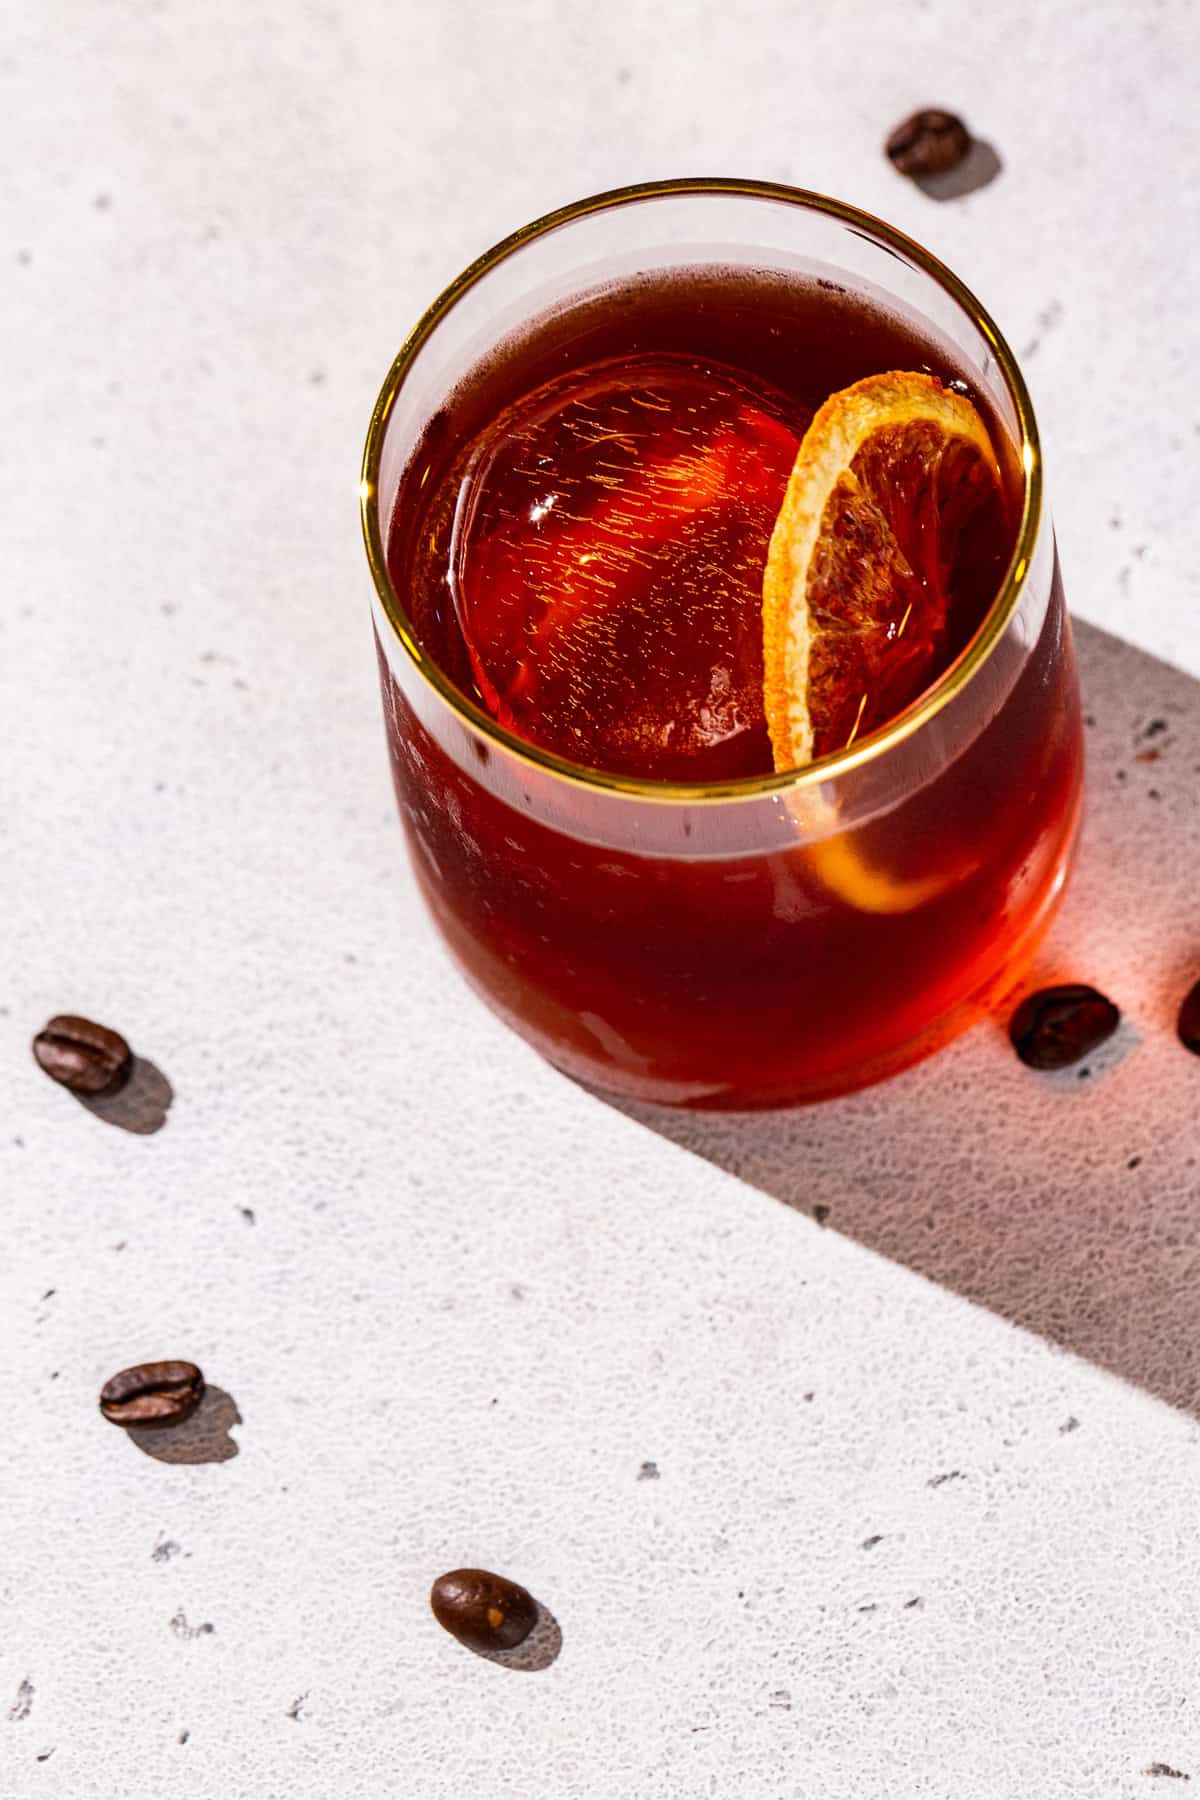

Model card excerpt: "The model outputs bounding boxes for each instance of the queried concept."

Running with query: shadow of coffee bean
[474,1602,563,1673]
[79,1057,173,1135]
[127,1385,241,1465]
[915,138,1003,201]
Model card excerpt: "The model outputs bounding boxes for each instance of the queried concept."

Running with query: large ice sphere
[450,355,806,782]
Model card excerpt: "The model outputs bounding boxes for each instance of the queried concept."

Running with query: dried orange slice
[762,371,1004,771]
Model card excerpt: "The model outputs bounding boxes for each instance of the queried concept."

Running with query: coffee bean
[885,109,972,179]
[33,1015,132,1097]
[99,1361,205,1429]
[1178,979,1200,1055]
[1009,984,1120,1070]
[430,1569,538,1652]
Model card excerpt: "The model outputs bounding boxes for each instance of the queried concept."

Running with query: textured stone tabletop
[3,3,1199,1796]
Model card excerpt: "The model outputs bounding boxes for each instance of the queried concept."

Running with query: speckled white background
[2,2,1199,1795]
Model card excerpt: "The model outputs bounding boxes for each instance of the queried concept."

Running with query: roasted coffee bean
[1178,979,1200,1055]
[99,1361,205,1429]
[885,109,972,178]
[33,1015,132,1096]
[1009,984,1120,1070]
[430,1569,538,1652]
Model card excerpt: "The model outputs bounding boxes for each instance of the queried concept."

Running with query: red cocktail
[362,182,1082,1107]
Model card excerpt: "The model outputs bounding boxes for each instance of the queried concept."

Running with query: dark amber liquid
[392,267,1018,782]
[379,268,1082,1107]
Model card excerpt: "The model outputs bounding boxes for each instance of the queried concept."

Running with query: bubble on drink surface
[449,355,806,781]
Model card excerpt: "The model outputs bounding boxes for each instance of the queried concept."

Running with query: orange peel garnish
[809,828,981,914]
[762,370,1003,771]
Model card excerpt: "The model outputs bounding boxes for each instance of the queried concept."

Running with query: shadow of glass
[79,1057,173,1135]
[619,621,1200,1415]
[470,1602,563,1673]
[127,1385,241,1464]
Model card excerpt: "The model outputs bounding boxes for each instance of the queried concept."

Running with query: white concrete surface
[2,2,1199,1795]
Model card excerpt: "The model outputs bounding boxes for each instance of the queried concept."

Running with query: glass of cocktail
[361,180,1082,1109]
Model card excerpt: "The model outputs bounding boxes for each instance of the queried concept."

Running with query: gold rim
[360,177,1042,805]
